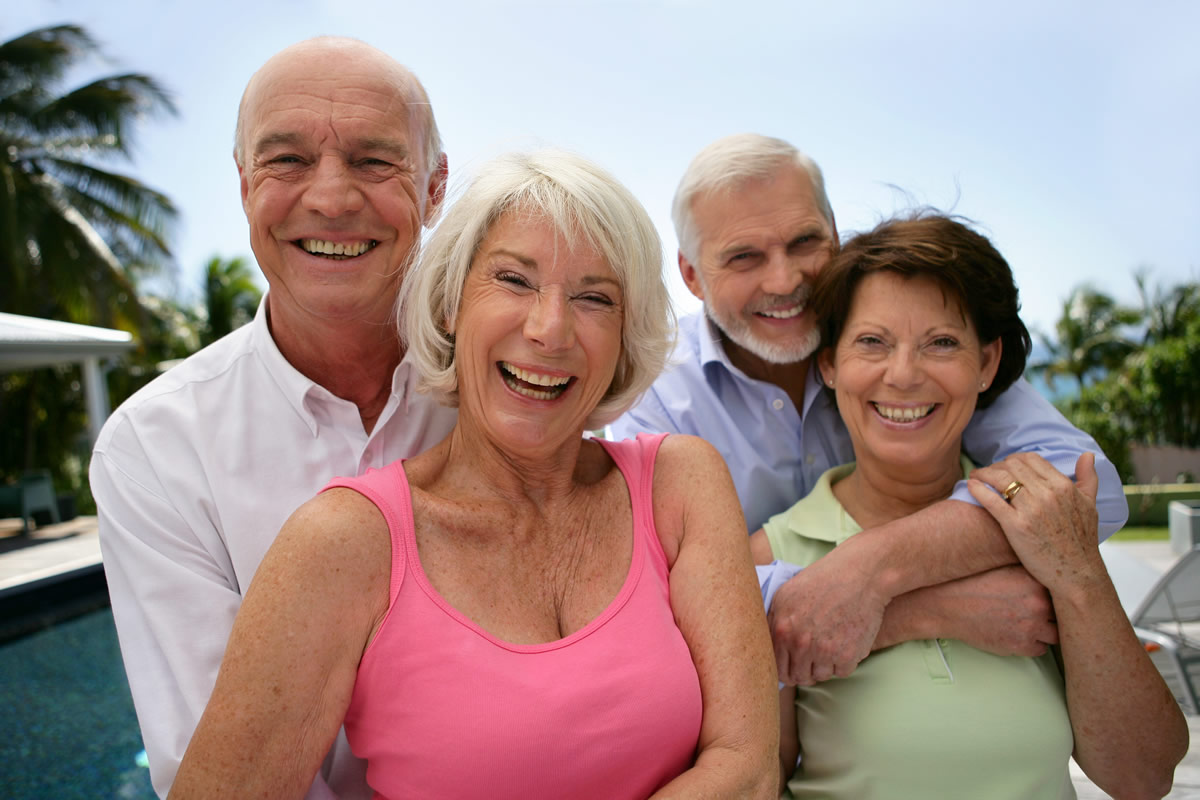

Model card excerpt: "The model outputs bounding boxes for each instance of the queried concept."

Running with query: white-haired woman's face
[818,271,1001,477]
[451,210,625,451]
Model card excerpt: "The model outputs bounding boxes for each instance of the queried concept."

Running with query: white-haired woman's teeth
[759,305,803,319]
[300,239,377,257]
[873,403,935,421]
[501,362,571,387]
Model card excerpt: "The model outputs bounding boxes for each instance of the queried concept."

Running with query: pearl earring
[979,381,987,390]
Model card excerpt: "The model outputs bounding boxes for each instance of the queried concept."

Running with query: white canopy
[0,312,135,446]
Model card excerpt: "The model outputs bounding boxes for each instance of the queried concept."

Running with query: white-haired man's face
[679,165,835,372]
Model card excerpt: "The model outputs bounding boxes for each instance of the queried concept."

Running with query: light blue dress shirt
[609,312,1127,537]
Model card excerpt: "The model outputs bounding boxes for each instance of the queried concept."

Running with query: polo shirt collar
[780,463,861,545]
[780,454,977,546]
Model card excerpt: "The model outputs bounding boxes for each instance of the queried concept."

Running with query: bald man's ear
[679,251,706,302]
[423,153,449,227]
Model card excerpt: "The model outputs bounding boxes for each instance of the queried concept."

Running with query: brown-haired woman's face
[817,271,1001,473]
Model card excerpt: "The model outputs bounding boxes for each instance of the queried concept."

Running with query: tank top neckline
[394,437,648,654]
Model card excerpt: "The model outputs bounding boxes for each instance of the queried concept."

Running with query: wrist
[877,590,943,648]
[1047,562,1114,615]
[838,532,901,604]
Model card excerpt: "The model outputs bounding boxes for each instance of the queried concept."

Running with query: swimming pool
[0,608,155,798]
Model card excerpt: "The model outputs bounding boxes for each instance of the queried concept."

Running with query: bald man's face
[237,45,445,333]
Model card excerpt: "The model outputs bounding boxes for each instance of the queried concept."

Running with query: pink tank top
[325,433,702,800]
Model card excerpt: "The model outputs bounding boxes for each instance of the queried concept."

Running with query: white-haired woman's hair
[671,133,833,263]
[401,149,674,430]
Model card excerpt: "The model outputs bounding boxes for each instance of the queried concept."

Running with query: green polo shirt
[764,461,1076,800]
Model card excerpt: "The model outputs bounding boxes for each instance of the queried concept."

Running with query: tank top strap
[596,432,671,569]
[321,461,412,605]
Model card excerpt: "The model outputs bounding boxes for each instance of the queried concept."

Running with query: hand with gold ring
[968,452,1103,598]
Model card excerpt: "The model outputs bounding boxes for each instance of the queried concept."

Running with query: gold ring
[1002,480,1024,502]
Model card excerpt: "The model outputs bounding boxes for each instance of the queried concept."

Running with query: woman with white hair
[171,150,779,799]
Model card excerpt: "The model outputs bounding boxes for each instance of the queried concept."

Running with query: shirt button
[772,398,784,410]
[806,454,815,465]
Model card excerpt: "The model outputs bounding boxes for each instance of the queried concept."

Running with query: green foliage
[0,24,181,509]
[200,256,262,347]
[1109,526,1169,542]
[0,367,91,509]
[1029,285,1140,393]
[0,24,178,329]
[1049,273,1200,482]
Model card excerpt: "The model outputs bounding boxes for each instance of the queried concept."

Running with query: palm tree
[1134,267,1200,346]
[1029,286,1140,393]
[0,24,178,329]
[200,255,262,346]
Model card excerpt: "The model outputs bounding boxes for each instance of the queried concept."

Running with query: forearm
[649,744,778,800]
[873,589,939,649]
[847,498,1017,603]
[874,566,1056,653]
[1054,577,1188,798]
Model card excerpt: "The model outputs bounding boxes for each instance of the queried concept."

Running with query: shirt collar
[783,454,978,545]
[781,462,861,545]
[696,313,830,420]
[251,295,322,435]
[251,293,414,437]
[696,313,734,373]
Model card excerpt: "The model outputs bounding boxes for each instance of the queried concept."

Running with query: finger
[1012,453,1075,492]
[771,625,791,686]
[1074,452,1099,503]
[967,478,1015,519]
[789,655,815,687]
[968,462,1014,491]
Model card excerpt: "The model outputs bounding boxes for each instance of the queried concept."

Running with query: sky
[8,0,1199,339]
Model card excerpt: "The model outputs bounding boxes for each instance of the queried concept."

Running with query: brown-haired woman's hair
[810,212,1031,409]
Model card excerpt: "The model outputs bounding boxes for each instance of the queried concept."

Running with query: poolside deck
[0,517,1197,797]
[0,515,100,597]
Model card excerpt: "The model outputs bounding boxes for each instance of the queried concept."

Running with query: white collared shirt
[91,298,457,799]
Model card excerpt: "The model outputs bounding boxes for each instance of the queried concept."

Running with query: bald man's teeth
[873,403,935,421]
[300,239,377,258]
[500,362,571,400]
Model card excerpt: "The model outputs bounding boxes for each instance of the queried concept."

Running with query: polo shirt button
[772,398,784,410]
[806,454,815,465]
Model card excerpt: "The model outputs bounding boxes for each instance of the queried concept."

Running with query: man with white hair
[91,38,454,799]
[610,133,1128,686]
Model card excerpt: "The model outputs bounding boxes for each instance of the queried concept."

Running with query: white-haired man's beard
[703,285,821,365]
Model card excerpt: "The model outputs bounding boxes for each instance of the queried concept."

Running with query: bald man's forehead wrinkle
[236,36,435,166]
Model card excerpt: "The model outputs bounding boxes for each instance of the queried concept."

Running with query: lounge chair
[0,470,61,534]
[1132,544,1200,714]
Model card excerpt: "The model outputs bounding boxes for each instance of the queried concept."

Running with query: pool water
[0,608,155,798]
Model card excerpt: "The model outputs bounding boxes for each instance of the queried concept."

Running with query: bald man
[91,38,455,799]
